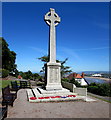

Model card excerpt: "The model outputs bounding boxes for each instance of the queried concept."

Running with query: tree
[23,70,33,80]
[33,73,40,80]
[1,37,18,76]
[60,58,72,78]
[38,55,72,78]
[19,71,40,80]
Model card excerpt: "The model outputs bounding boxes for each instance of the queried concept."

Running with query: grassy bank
[0,80,19,90]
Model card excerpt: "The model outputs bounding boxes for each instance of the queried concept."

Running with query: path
[7,89,110,118]
[88,92,111,102]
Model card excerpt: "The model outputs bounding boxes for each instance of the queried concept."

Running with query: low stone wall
[62,81,87,96]
[74,88,87,96]
[62,81,74,92]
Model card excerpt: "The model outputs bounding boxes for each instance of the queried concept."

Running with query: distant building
[18,75,22,79]
[92,74,102,77]
[67,72,88,86]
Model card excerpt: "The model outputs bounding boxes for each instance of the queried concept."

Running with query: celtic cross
[44,8,61,63]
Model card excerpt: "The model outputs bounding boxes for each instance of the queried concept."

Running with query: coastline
[85,76,110,82]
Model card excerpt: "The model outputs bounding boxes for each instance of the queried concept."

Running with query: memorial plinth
[44,8,63,91]
[46,62,62,90]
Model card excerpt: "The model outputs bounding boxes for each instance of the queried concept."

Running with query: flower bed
[30,95,76,100]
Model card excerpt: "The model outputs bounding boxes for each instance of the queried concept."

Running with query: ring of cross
[45,12,60,26]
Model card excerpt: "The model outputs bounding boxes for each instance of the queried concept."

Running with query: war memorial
[4,5,109,119]
[26,8,94,102]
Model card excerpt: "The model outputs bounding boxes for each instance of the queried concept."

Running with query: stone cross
[44,8,60,63]
[44,8,62,91]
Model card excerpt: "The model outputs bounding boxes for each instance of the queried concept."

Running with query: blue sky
[2,2,109,72]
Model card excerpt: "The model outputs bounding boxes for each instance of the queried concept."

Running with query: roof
[75,74,82,78]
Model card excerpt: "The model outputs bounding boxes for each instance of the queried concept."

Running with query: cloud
[72,46,110,51]
[28,46,47,55]
[59,47,81,60]
[58,46,109,62]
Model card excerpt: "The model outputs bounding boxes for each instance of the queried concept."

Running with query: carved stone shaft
[44,8,62,91]
[44,8,60,63]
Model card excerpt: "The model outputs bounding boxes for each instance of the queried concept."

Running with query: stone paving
[7,89,110,118]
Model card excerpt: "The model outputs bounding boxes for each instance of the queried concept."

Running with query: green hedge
[87,82,111,96]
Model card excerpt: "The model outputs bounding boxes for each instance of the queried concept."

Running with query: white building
[68,73,88,86]
[92,74,102,77]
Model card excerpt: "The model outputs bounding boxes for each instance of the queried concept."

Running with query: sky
[2,2,109,73]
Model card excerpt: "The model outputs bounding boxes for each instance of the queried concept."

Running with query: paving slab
[7,89,110,118]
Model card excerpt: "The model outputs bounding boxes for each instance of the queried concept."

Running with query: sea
[85,77,110,84]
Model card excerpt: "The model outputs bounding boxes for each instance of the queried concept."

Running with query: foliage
[0,69,9,78]
[19,70,40,80]
[60,58,72,78]
[69,78,81,87]
[61,78,69,82]
[1,37,18,76]
[33,73,40,80]
[87,82,111,97]
[24,70,33,80]
[38,55,72,78]
[38,56,49,63]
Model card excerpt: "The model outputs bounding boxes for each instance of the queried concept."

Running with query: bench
[0,105,8,120]
[2,85,17,106]
[20,81,31,89]
[11,81,20,92]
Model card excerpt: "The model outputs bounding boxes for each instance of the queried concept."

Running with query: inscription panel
[49,66,59,83]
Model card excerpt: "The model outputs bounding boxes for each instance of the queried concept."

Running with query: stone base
[38,87,70,94]
[46,83,62,91]
[46,62,63,91]
[26,87,96,103]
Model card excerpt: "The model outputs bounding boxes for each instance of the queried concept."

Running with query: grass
[0,80,20,90]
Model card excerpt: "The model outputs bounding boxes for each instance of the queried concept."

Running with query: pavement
[7,89,110,118]
[88,92,111,102]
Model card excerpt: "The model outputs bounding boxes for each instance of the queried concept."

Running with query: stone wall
[62,81,87,96]
[74,88,87,96]
[62,81,74,92]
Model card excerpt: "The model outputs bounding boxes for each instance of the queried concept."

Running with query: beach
[85,76,110,82]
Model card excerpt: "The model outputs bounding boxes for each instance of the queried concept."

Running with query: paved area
[7,89,110,118]
[88,92,111,102]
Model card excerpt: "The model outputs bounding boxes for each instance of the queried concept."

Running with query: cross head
[44,8,60,26]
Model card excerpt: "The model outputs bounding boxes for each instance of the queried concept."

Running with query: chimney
[81,72,84,78]
[73,73,77,78]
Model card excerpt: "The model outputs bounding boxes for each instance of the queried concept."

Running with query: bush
[88,86,100,94]
[99,83,110,96]
[0,69,9,78]
[62,78,69,82]
[87,82,111,96]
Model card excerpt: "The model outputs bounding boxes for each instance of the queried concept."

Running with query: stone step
[27,88,96,103]
[32,88,42,97]
[37,87,70,94]
[26,89,35,102]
